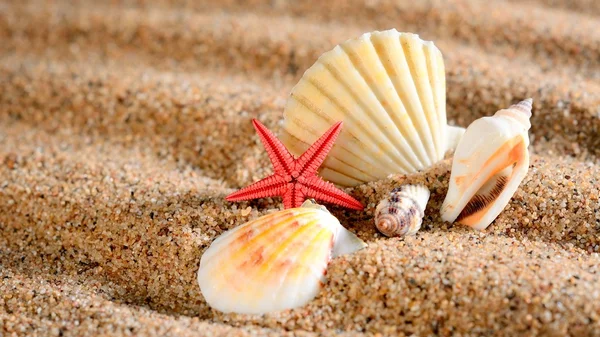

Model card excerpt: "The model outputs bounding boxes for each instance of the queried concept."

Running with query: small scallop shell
[197,200,366,314]
[281,29,465,187]
[440,99,532,230]
[375,184,430,237]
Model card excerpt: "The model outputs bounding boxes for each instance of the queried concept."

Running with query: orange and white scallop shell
[197,200,366,314]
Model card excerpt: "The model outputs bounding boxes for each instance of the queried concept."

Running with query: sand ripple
[1,0,599,335]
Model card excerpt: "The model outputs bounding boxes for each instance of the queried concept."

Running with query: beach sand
[1,0,600,336]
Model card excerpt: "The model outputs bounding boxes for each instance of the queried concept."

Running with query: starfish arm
[282,183,306,209]
[295,121,343,178]
[225,174,287,202]
[303,175,364,210]
[252,119,295,178]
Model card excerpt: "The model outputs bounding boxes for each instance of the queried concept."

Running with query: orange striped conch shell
[197,200,366,314]
[440,99,532,230]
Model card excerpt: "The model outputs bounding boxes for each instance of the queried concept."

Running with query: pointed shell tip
[521,98,533,109]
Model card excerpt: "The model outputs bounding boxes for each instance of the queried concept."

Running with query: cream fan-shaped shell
[440,99,533,230]
[281,29,465,187]
[197,200,366,314]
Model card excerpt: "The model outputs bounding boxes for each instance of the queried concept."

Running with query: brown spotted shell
[374,184,430,237]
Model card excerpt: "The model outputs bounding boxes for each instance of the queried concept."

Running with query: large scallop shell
[197,200,366,314]
[375,184,430,237]
[440,99,533,230]
[281,29,465,187]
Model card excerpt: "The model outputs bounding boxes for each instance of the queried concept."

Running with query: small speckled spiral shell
[374,184,430,237]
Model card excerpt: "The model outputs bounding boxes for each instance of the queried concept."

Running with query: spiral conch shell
[440,99,533,230]
[281,29,465,187]
[375,184,430,237]
[197,200,366,314]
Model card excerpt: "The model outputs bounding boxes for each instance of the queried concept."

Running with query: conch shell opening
[441,99,532,230]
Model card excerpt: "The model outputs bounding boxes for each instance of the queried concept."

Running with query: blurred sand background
[1,0,600,336]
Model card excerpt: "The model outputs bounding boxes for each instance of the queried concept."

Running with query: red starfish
[226,119,364,210]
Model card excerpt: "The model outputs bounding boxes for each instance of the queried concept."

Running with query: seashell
[375,184,430,237]
[280,29,465,187]
[197,200,366,314]
[440,99,533,230]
